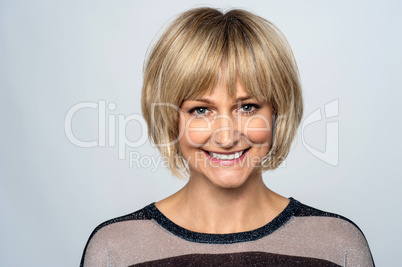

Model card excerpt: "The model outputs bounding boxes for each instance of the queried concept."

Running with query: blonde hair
[141,7,303,179]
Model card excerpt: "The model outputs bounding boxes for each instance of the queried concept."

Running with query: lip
[203,148,250,166]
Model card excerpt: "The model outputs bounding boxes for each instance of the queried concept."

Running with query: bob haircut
[141,7,303,179]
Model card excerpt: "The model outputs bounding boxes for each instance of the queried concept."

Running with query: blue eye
[240,104,260,114]
[188,107,210,117]
[195,107,207,114]
[242,105,253,112]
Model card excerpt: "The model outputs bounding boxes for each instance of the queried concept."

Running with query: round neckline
[143,197,301,244]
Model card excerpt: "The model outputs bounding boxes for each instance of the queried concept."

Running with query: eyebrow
[188,96,252,104]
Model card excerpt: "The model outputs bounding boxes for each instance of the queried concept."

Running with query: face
[178,79,274,189]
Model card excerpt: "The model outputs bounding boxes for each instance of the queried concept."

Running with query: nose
[211,114,241,148]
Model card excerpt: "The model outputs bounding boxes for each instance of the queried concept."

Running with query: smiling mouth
[203,148,250,160]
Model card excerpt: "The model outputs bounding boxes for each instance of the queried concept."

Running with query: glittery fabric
[80,198,375,266]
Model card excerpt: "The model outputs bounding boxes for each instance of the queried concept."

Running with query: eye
[194,107,207,115]
[188,107,210,117]
[241,105,253,112]
[239,104,260,114]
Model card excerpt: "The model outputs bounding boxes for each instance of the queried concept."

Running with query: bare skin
[155,78,290,234]
[155,174,289,234]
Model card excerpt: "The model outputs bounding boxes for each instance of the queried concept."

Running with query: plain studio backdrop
[1,0,401,266]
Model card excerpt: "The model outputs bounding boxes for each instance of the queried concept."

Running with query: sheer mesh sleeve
[80,226,109,266]
[341,222,374,266]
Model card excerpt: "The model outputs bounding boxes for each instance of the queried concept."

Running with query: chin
[206,171,250,189]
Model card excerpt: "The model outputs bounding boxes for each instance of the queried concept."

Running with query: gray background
[1,0,401,266]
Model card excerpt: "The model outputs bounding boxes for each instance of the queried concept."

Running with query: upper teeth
[209,150,244,160]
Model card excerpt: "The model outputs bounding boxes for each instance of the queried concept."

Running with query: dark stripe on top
[296,202,358,225]
[142,197,301,244]
[130,251,341,267]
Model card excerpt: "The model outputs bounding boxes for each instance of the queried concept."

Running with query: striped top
[80,198,375,266]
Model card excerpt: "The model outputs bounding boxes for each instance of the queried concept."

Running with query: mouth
[202,148,250,164]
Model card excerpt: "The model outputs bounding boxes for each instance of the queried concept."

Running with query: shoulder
[79,205,152,267]
[289,199,375,266]
[293,201,366,238]
[86,206,151,241]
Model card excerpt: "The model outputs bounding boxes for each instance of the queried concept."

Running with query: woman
[80,7,374,266]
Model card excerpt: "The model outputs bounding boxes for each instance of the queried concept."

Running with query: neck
[155,171,289,234]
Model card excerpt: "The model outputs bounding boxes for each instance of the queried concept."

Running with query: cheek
[247,131,271,145]
[179,117,211,148]
[243,117,272,145]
